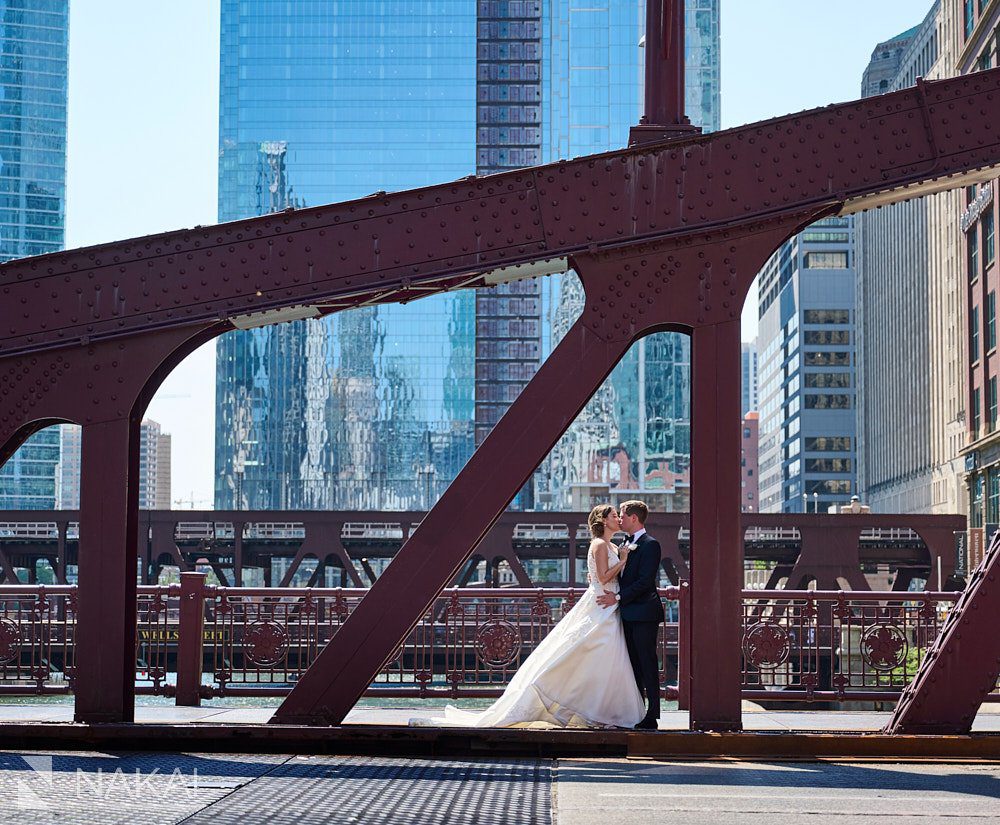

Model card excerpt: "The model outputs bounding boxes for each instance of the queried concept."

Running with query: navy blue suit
[618,531,664,724]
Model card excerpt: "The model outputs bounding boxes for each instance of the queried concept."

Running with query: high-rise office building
[56,421,172,510]
[756,218,858,513]
[741,412,759,512]
[214,1,720,512]
[741,342,759,417]
[138,421,172,510]
[856,4,957,515]
[959,0,1000,531]
[859,24,922,98]
[856,1,970,518]
[0,0,69,511]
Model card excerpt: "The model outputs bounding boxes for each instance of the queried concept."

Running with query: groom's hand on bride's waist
[596,590,618,608]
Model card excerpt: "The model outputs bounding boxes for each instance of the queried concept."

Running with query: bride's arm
[593,540,629,586]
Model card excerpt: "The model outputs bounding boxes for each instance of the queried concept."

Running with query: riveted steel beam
[1,70,998,363]
[886,531,1000,734]
[0,67,998,728]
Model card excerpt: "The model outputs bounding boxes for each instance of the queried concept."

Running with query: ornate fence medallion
[475,619,521,668]
[742,622,790,670]
[243,620,289,667]
[0,618,20,666]
[861,624,908,671]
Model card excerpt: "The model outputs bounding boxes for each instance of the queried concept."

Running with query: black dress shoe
[633,718,658,730]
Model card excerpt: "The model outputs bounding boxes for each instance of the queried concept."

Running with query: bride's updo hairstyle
[588,504,615,538]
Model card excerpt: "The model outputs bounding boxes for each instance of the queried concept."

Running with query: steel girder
[886,531,1000,734]
[0,68,998,726]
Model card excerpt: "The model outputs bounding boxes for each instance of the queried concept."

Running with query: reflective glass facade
[216,1,477,510]
[0,0,68,510]
[0,0,65,260]
[0,426,59,508]
[684,0,720,133]
[215,1,720,512]
[540,0,718,512]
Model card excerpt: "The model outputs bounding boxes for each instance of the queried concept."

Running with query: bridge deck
[0,752,997,825]
[1,705,999,759]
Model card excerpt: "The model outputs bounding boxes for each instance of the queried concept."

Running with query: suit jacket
[618,532,665,623]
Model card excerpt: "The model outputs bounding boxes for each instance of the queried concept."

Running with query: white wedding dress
[426,542,647,728]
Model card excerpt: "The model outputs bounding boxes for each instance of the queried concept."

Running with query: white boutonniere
[621,542,638,554]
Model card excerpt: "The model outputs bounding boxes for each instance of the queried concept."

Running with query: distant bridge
[0,510,966,592]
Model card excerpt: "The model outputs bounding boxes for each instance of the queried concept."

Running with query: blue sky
[63,0,936,504]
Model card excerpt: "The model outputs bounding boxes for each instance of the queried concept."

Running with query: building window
[806,479,852,495]
[973,387,982,435]
[972,306,981,363]
[989,292,997,352]
[966,0,976,39]
[989,467,1000,525]
[804,436,852,452]
[805,458,853,473]
[969,227,980,281]
[805,373,852,389]
[990,377,998,429]
[984,210,995,268]
[803,252,849,269]
[804,352,850,367]
[804,394,852,409]
[804,330,851,346]
[803,309,850,324]
[972,473,985,527]
[743,428,751,438]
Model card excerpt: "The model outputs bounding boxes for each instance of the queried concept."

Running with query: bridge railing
[191,579,684,700]
[2,578,997,708]
[740,589,967,703]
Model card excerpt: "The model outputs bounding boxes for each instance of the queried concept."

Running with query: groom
[597,500,664,730]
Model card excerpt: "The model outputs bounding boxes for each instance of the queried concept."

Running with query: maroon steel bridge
[2,0,1000,734]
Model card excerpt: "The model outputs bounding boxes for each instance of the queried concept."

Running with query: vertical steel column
[676,580,691,711]
[644,0,685,126]
[632,0,697,145]
[175,570,207,707]
[74,417,141,723]
[56,520,68,584]
[688,319,743,731]
[0,548,17,583]
[233,519,245,587]
[566,522,578,586]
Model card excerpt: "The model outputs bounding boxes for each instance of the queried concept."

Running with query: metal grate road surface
[184,756,552,825]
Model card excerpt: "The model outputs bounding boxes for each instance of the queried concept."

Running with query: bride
[426,504,647,728]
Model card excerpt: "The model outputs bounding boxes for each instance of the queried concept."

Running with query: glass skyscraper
[540,0,719,512]
[216,2,477,510]
[0,0,69,510]
[215,1,720,512]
